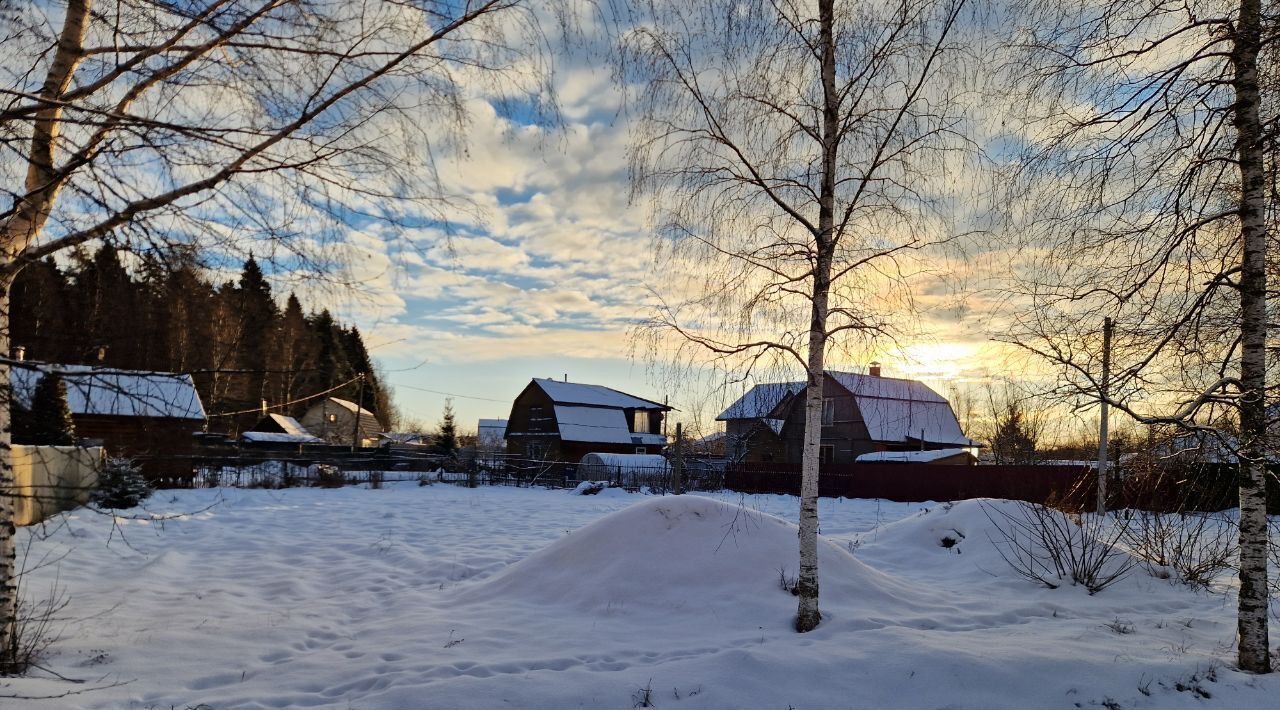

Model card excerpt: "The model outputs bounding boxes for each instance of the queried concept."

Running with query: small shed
[243,413,321,444]
[578,452,670,487]
[855,448,975,465]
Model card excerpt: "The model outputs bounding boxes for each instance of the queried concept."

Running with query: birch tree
[998,0,1277,673]
[0,0,556,672]
[621,0,977,631]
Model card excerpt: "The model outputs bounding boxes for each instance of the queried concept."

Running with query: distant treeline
[12,245,395,433]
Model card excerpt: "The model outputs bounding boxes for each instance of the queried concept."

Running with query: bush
[1121,510,1236,588]
[983,501,1137,594]
[92,457,152,509]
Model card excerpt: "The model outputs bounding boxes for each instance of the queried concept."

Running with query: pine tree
[274,294,316,412]
[10,258,71,362]
[341,327,382,420]
[434,398,458,457]
[233,256,278,415]
[24,373,75,446]
[72,244,139,365]
[92,457,152,509]
[990,403,1037,465]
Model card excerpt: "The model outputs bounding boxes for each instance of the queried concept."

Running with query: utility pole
[672,422,684,495]
[1096,317,1113,515]
[351,373,365,453]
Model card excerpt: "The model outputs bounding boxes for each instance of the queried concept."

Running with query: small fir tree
[24,373,75,446]
[92,457,152,509]
[434,398,458,457]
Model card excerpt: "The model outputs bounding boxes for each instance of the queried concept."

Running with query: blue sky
[293,62,1011,434]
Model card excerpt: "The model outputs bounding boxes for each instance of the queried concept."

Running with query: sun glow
[893,342,989,383]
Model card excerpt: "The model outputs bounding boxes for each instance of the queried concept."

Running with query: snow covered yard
[6,483,1279,709]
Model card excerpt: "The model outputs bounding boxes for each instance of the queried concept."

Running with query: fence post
[672,422,684,495]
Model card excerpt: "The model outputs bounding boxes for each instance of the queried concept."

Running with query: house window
[821,398,835,425]
[819,445,835,464]
[527,442,546,460]
[633,410,650,434]
[635,447,647,455]
[328,413,337,423]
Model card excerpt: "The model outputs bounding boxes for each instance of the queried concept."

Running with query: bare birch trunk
[0,0,91,665]
[1232,0,1271,675]
[0,272,14,671]
[795,0,839,634]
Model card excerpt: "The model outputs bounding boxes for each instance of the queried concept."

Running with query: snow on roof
[327,397,375,416]
[716,371,974,447]
[855,448,973,463]
[828,371,948,403]
[478,418,508,429]
[533,378,667,410]
[716,383,802,420]
[12,363,206,420]
[267,414,311,437]
[242,431,321,444]
[553,405,665,445]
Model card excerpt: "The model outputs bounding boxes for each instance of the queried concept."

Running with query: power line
[206,376,363,418]
[391,382,508,404]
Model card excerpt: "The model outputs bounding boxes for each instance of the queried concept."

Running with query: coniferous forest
[12,245,396,434]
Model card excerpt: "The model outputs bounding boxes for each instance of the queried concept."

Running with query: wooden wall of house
[777,374,875,463]
[73,414,200,480]
[727,419,787,463]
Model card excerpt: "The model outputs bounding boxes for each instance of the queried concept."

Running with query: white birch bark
[1231,0,1271,675]
[0,0,92,669]
[795,0,839,633]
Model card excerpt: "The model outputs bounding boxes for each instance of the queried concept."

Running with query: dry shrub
[983,501,1137,594]
[1121,510,1236,588]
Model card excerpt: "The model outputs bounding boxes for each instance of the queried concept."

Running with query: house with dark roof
[717,368,976,465]
[504,378,671,461]
[12,362,207,479]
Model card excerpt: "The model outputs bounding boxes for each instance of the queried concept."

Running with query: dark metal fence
[725,462,1095,507]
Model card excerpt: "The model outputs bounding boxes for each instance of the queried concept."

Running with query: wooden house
[504,378,670,461]
[717,368,975,465]
[299,397,380,446]
[11,362,206,480]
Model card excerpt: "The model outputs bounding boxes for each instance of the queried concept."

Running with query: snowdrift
[860,498,1146,590]
[465,495,930,627]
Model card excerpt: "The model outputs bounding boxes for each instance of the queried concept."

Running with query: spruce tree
[11,258,71,362]
[234,256,278,413]
[434,399,458,457]
[25,373,75,446]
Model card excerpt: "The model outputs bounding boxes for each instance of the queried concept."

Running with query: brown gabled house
[717,367,976,465]
[504,378,670,461]
[12,362,206,480]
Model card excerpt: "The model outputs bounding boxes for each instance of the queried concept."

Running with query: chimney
[868,361,881,377]
[563,373,568,383]
[13,345,24,362]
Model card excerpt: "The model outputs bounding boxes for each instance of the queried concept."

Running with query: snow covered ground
[6,482,1280,709]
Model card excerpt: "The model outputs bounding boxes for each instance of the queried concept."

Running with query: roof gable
[716,370,973,446]
[553,405,665,445]
[716,383,802,420]
[531,378,668,410]
[12,363,206,420]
